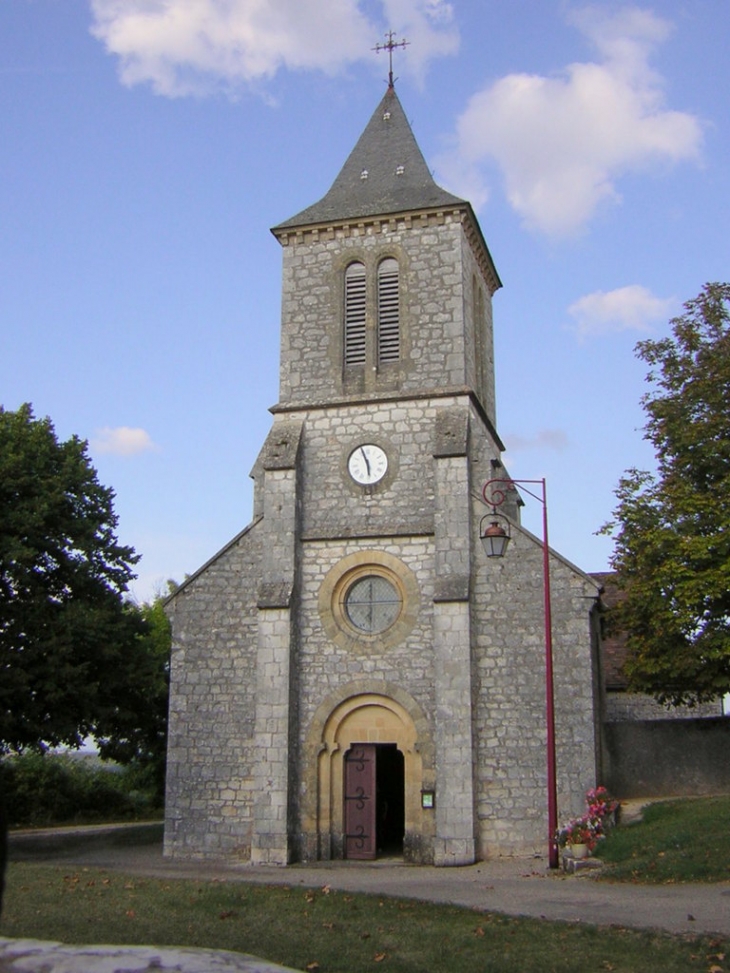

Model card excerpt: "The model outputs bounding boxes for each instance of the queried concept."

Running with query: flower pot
[569,843,589,859]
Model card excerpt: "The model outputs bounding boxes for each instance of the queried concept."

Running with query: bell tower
[270,85,501,424]
[247,82,508,866]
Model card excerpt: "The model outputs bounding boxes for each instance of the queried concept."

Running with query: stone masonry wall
[604,692,722,722]
[296,535,436,738]
[164,524,262,860]
[460,234,496,425]
[471,529,600,856]
[164,395,600,863]
[277,215,471,406]
[467,414,600,856]
[289,395,504,862]
[603,717,730,797]
[298,396,466,541]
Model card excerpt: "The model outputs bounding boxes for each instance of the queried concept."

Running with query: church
[163,81,603,866]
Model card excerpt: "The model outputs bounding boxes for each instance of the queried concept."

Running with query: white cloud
[435,5,702,237]
[91,426,158,456]
[89,0,458,98]
[568,284,674,339]
[503,429,569,453]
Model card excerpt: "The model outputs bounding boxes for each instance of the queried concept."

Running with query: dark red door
[344,744,376,859]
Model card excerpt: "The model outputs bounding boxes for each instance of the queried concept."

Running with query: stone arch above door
[301,681,436,863]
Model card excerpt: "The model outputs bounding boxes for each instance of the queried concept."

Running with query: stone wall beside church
[164,522,263,861]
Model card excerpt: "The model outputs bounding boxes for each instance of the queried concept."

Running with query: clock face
[348,444,388,485]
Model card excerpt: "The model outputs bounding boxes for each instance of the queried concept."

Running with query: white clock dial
[348,444,388,485]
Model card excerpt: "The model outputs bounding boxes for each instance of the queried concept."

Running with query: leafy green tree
[95,595,172,803]
[602,283,730,704]
[0,403,143,752]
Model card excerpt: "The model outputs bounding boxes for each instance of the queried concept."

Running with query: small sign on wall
[421,789,435,809]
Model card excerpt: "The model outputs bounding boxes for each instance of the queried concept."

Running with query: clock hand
[359,447,371,476]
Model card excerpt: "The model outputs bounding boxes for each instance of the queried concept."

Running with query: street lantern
[479,518,511,558]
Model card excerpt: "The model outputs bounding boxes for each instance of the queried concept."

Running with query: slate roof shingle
[273,86,467,231]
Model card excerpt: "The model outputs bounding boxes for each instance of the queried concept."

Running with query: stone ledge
[561,853,604,875]
[0,938,299,973]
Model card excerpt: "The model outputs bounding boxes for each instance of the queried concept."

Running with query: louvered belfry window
[344,262,367,366]
[377,258,400,363]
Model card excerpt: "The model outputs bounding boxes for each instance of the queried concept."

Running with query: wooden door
[344,744,376,859]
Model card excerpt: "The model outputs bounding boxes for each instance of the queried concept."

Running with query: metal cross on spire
[373,31,409,89]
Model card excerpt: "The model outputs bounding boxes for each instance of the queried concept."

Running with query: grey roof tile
[273,87,466,231]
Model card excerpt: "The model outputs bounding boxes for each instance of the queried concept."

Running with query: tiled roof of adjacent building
[591,571,630,690]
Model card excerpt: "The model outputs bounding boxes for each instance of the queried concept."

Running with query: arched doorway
[305,689,434,863]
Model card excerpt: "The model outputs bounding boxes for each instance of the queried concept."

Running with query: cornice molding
[272,203,501,295]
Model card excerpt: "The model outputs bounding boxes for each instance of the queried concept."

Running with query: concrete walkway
[4,823,730,972]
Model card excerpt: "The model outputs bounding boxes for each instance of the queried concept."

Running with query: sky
[1,0,728,603]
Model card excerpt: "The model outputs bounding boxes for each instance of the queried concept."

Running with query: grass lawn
[2,797,729,971]
[1,862,728,973]
[599,796,730,883]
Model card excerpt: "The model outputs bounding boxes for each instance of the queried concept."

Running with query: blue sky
[1,0,727,602]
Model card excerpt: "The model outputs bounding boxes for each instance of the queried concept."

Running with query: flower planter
[556,787,618,865]
[569,842,589,859]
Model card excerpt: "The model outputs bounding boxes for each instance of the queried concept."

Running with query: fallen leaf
[475,927,485,937]
[374,952,387,962]
[360,933,371,940]
[322,922,334,930]
[321,884,331,894]
[219,911,236,920]
[305,963,319,972]
[126,910,136,919]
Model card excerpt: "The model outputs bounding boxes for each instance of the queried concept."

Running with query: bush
[0,752,162,828]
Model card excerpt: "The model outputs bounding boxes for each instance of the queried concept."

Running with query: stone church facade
[164,86,603,866]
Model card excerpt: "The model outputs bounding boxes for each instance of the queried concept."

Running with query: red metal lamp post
[479,478,559,869]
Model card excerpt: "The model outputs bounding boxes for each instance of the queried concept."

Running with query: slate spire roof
[273,86,466,231]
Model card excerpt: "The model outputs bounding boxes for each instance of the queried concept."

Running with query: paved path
[8,825,730,937]
[4,824,730,972]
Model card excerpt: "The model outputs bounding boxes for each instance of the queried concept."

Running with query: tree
[94,594,172,804]
[601,283,730,704]
[0,403,144,752]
